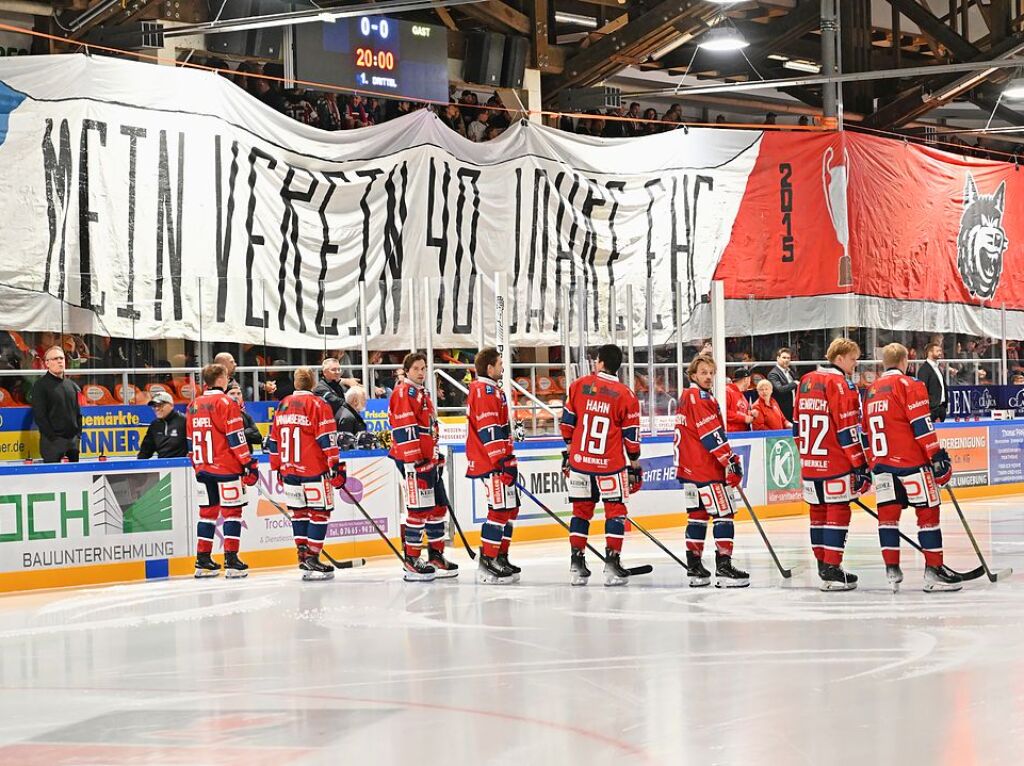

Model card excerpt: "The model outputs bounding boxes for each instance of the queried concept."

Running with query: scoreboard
[294,16,449,103]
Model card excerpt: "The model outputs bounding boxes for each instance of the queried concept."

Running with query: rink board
[0,419,1021,592]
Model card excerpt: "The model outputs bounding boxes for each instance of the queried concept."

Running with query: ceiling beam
[883,0,975,61]
[457,0,531,35]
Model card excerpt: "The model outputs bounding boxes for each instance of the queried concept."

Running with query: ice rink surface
[0,498,1022,766]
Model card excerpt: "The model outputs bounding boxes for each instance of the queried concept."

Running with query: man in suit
[767,347,798,423]
[917,342,948,422]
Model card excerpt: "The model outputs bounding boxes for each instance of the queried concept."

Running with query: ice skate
[299,554,335,581]
[295,543,310,565]
[686,551,711,587]
[223,551,249,579]
[924,565,963,593]
[194,552,221,578]
[818,563,858,592]
[714,554,750,588]
[603,549,630,587]
[428,548,460,578]
[477,553,514,585]
[403,554,436,582]
[570,549,590,586]
[496,552,521,583]
[886,565,904,593]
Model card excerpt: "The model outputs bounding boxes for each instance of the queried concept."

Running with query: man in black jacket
[314,357,361,424]
[226,382,264,449]
[767,347,799,422]
[31,346,82,462]
[917,342,948,422]
[337,386,369,436]
[137,392,188,459]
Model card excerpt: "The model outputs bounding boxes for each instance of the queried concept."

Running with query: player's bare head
[826,338,860,375]
[687,354,715,389]
[475,347,502,379]
[595,344,623,374]
[882,343,909,371]
[294,367,315,391]
[203,363,228,389]
[403,352,428,385]
[213,352,236,374]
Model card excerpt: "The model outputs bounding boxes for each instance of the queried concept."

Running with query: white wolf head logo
[956,174,1008,300]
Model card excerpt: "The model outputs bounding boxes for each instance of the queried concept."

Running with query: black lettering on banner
[276,166,318,333]
[78,119,107,312]
[579,180,605,331]
[214,136,239,322]
[683,175,714,309]
[41,118,72,297]
[526,168,550,333]
[669,176,684,327]
[154,130,185,321]
[355,168,383,283]
[380,162,408,334]
[117,125,147,320]
[315,171,345,336]
[644,178,665,330]
[552,171,576,332]
[451,167,481,334]
[604,181,626,333]
[779,163,794,262]
[425,158,451,333]
[244,146,277,328]
[510,167,522,334]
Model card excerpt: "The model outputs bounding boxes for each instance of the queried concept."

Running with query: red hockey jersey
[675,384,733,484]
[266,391,339,478]
[863,369,940,472]
[465,377,513,478]
[794,365,868,480]
[388,382,438,465]
[186,387,252,478]
[725,382,751,433]
[560,371,641,476]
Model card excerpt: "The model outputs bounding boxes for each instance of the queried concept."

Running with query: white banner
[0,55,762,349]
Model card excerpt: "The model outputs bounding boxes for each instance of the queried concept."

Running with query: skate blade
[194,569,220,579]
[923,582,963,593]
[477,572,514,585]
[432,568,459,579]
[715,578,750,588]
[604,575,628,587]
[889,581,900,593]
[224,569,248,579]
[403,571,436,582]
[570,575,590,586]
[302,572,335,581]
[819,581,857,592]
[688,576,711,588]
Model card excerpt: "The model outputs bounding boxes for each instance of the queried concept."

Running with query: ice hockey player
[186,363,258,579]
[863,343,962,593]
[793,338,871,591]
[559,344,642,586]
[466,347,520,584]
[265,367,346,581]
[389,352,458,581]
[675,354,749,588]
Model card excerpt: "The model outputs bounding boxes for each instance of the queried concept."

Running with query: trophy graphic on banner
[823,146,853,288]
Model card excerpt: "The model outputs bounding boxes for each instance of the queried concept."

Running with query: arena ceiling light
[697,26,749,52]
[1004,77,1024,99]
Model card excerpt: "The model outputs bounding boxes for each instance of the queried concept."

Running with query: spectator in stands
[487,93,509,130]
[725,367,755,433]
[225,381,264,449]
[367,97,383,125]
[31,345,82,463]
[485,125,503,141]
[751,380,790,431]
[284,88,319,126]
[765,112,777,124]
[624,102,642,136]
[254,64,286,112]
[767,347,798,422]
[314,357,360,426]
[442,102,465,136]
[641,107,658,133]
[337,386,369,436]
[459,90,480,125]
[917,341,948,423]
[1011,372,1024,385]
[663,103,683,125]
[344,94,372,129]
[603,106,627,138]
[468,109,490,142]
[137,392,187,459]
[315,92,343,131]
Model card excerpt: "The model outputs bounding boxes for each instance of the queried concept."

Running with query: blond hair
[687,354,716,377]
[293,367,316,391]
[882,343,908,368]
[825,338,860,363]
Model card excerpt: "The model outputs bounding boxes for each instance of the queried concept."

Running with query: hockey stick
[735,486,793,578]
[626,516,689,570]
[255,484,366,569]
[516,482,653,576]
[435,473,476,560]
[852,498,985,581]
[946,487,1013,583]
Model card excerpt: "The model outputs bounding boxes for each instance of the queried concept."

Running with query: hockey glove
[497,455,518,487]
[415,459,438,487]
[931,449,953,486]
[241,459,259,487]
[725,453,743,489]
[561,449,570,478]
[330,460,348,490]
[852,465,872,495]
[627,464,643,494]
